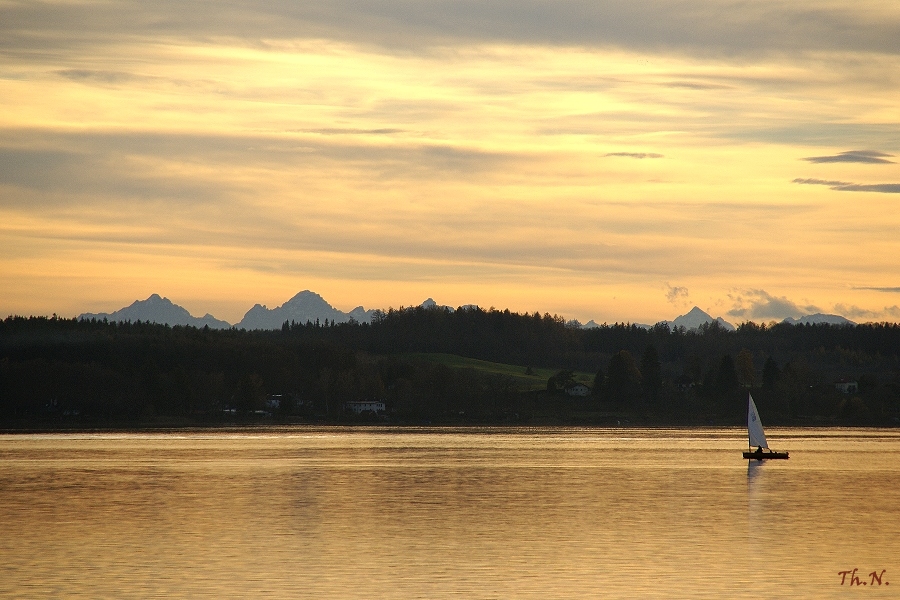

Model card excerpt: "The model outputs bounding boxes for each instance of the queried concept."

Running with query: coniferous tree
[640,345,662,404]
[762,357,780,390]
[735,349,756,388]
[715,354,739,393]
[607,350,641,405]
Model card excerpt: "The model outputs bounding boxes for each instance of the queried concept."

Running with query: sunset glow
[2,0,899,324]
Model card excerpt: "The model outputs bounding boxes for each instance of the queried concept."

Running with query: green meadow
[402,353,595,391]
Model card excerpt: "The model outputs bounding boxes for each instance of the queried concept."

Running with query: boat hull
[743,451,789,460]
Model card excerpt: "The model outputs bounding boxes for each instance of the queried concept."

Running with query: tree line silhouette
[2,305,899,426]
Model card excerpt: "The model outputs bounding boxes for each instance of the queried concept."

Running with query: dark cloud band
[802,150,895,164]
[793,178,900,194]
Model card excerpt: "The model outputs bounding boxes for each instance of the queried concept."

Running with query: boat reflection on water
[746,457,772,558]
[747,459,764,481]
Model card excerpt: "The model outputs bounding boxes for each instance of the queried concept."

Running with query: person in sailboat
[756,446,763,455]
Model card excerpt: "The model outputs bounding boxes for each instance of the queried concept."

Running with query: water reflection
[1,428,898,599]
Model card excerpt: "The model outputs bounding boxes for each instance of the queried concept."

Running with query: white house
[565,384,591,397]
[835,379,859,394]
[346,400,386,414]
[266,394,304,410]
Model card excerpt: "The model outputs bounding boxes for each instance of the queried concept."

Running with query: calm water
[1,427,898,599]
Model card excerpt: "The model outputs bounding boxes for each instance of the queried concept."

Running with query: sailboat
[742,394,789,460]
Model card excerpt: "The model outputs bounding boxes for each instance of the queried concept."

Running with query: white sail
[748,394,768,449]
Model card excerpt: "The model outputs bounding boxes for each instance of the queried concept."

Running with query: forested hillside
[2,305,900,427]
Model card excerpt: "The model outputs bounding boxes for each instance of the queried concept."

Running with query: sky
[2,0,900,326]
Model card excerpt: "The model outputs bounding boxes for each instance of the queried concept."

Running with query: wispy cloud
[5,0,900,57]
[802,150,895,164]
[605,152,664,159]
[731,123,900,148]
[663,80,730,90]
[665,283,689,305]
[793,178,900,193]
[853,286,900,293]
[55,69,139,84]
[300,128,406,135]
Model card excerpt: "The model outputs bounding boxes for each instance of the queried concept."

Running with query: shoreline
[3,417,897,434]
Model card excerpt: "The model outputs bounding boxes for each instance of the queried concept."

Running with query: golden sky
[2,0,899,325]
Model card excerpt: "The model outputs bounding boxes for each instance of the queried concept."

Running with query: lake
[1,427,898,598]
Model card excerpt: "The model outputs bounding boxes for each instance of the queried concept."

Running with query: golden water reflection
[2,427,898,598]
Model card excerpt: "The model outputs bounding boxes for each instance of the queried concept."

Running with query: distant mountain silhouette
[77,293,862,332]
[664,306,735,331]
[421,298,458,312]
[79,294,231,329]
[235,290,377,330]
[782,313,856,326]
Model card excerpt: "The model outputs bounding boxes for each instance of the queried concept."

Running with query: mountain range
[237,290,376,329]
[781,313,856,326]
[79,294,232,329]
[78,291,857,330]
